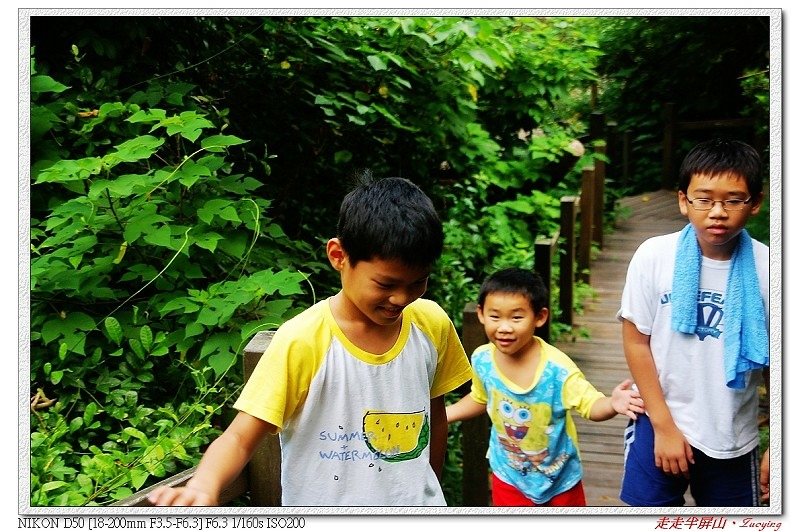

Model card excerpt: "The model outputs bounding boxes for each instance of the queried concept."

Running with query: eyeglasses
[685,197,753,211]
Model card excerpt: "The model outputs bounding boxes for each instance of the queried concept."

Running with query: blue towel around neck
[670,224,768,389]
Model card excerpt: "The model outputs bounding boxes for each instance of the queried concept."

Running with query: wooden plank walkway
[553,188,688,506]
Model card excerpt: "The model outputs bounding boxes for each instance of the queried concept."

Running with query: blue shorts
[620,415,761,507]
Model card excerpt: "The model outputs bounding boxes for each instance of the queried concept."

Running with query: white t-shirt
[617,231,769,459]
[234,297,472,506]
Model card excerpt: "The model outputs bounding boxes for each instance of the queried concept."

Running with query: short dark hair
[477,267,549,314]
[678,138,763,196]
[337,170,444,268]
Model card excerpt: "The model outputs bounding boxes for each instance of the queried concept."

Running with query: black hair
[477,267,549,314]
[336,170,444,268]
[677,138,763,196]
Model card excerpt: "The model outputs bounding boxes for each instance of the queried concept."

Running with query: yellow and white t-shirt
[234,297,472,506]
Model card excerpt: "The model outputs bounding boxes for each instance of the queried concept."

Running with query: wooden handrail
[112,466,250,507]
[458,303,491,507]
[592,144,606,250]
[578,165,596,284]
[242,331,282,507]
[113,331,280,507]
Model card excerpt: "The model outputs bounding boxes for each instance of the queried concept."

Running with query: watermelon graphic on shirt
[362,409,430,462]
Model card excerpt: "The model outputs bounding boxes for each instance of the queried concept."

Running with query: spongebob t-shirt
[469,337,604,504]
[234,297,472,506]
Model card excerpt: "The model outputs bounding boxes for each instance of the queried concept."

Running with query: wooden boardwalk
[553,188,688,506]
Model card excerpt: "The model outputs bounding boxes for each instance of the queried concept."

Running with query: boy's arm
[622,318,694,478]
[588,379,644,421]
[445,393,487,423]
[148,412,276,506]
[429,395,447,481]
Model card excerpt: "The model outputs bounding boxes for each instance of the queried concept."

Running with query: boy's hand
[148,485,218,507]
[653,424,694,479]
[611,379,645,421]
[760,448,769,501]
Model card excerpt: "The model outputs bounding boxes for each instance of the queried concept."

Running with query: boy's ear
[534,307,549,328]
[476,304,486,325]
[677,190,690,217]
[748,191,764,214]
[327,238,347,271]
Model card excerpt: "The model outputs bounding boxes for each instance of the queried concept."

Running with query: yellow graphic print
[362,410,429,462]
[490,389,553,474]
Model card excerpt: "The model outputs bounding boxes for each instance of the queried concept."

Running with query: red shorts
[491,473,587,506]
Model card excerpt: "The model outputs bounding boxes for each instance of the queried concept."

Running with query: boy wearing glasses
[617,138,770,506]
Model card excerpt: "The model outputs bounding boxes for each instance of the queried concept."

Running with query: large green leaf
[30,75,69,94]
[105,135,165,164]
[35,158,103,184]
[200,134,248,151]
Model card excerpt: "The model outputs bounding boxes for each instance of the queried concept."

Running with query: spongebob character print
[469,336,605,504]
[490,390,557,477]
[233,297,472,506]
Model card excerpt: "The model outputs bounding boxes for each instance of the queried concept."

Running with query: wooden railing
[114,332,280,507]
[539,143,606,340]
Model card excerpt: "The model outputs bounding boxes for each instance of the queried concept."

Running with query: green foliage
[29,50,312,505]
[30,370,223,506]
[747,192,770,246]
[740,67,770,140]
[586,16,770,194]
[31,16,603,322]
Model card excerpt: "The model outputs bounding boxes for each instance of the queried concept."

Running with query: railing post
[460,303,490,506]
[592,144,606,250]
[243,331,282,507]
[559,196,579,326]
[578,166,595,284]
[607,120,618,183]
[590,111,605,144]
[534,233,558,343]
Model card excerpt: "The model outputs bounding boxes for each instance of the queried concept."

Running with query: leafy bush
[588,16,770,195]
[29,54,312,505]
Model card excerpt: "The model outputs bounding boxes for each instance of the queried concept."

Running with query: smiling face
[477,292,548,359]
[327,237,431,328]
[678,171,762,260]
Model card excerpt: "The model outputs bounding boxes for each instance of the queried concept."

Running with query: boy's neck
[494,336,542,388]
[329,293,403,355]
[697,232,740,261]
